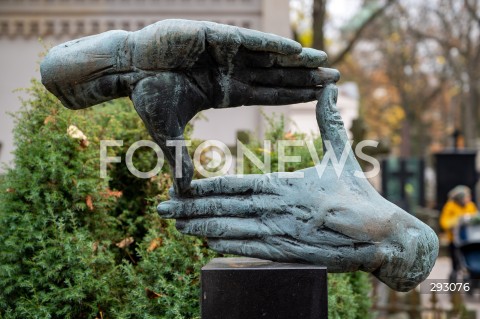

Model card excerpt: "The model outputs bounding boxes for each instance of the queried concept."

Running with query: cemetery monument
[40,19,439,296]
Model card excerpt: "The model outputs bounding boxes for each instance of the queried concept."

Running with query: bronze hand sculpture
[158,84,439,292]
[41,19,339,194]
[41,20,438,292]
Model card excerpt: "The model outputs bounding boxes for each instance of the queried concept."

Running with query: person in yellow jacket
[440,185,478,279]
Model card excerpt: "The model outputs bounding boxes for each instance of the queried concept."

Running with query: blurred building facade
[0,0,357,170]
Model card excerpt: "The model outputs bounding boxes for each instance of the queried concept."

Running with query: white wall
[191,106,261,146]
[0,1,360,173]
[0,0,291,171]
[0,38,47,169]
[274,82,359,139]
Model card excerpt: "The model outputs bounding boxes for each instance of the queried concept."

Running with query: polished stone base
[201,257,328,319]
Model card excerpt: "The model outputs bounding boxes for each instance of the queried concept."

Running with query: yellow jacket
[440,200,478,241]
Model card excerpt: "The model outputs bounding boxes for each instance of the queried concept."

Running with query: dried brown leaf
[116,237,134,249]
[147,238,163,252]
[67,125,87,140]
[145,287,162,299]
[44,115,56,125]
[100,188,123,199]
[86,195,94,211]
[284,132,295,140]
[79,139,89,148]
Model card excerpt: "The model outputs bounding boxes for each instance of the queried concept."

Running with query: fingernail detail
[157,201,176,216]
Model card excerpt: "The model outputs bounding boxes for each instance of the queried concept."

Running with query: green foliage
[0,80,215,318]
[239,113,324,175]
[0,80,372,318]
[327,272,373,319]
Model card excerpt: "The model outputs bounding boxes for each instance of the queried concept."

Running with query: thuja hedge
[0,80,372,318]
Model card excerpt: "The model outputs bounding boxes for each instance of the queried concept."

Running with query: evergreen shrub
[0,80,372,318]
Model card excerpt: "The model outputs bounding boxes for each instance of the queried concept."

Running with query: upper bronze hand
[41,19,338,194]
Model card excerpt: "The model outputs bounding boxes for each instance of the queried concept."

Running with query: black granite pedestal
[201,257,328,319]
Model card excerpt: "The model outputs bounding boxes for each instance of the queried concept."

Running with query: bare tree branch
[330,0,395,66]
[464,0,480,25]
[408,28,463,55]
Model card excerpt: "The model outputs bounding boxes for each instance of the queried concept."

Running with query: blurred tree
[293,0,480,154]
[312,0,327,50]
[341,1,456,156]
[291,0,402,156]
[310,0,395,66]
[406,0,480,147]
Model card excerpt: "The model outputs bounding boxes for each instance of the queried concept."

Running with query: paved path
[422,256,480,318]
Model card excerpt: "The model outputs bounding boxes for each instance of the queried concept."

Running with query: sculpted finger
[229,80,322,106]
[208,239,288,261]
[203,23,300,64]
[268,236,379,271]
[275,48,327,68]
[236,48,327,68]
[210,237,335,265]
[237,67,340,88]
[157,195,283,218]
[237,28,302,55]
[267,236,321,263]
[316,84,361,171]
[189,174,282,196]
[176,218,271,238]
[165,138,194,195]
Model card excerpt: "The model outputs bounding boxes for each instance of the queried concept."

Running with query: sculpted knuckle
[132,20,205,70]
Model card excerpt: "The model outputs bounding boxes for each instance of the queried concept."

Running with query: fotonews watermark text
[100,139,381,179]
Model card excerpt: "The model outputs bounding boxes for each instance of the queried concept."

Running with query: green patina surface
[41,19,439,293]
